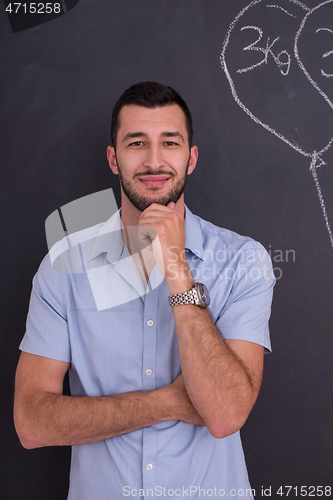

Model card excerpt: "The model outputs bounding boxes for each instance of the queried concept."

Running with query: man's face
[107,104,198,212]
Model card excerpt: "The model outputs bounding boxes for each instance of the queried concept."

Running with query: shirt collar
[88,208,125,264]
[87,204,204,263]
[184,204,204,260]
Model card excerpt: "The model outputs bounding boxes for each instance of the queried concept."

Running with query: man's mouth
[138,176,172,187]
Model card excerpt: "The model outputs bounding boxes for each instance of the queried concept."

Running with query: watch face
[197,283,210,307]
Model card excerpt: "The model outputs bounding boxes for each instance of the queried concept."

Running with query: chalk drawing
[266,5,297,18]
[221,0,333,249]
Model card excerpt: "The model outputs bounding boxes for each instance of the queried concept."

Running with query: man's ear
[107,146,119,175]
[187,146,198,175]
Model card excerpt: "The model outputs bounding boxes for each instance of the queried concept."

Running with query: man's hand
[138,202,194,293]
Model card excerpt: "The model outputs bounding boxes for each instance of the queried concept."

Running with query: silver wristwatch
[168,282,210,309]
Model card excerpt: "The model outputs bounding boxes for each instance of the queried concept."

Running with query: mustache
[134,170,175,178]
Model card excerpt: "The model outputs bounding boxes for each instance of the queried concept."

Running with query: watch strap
[168,285,200,307]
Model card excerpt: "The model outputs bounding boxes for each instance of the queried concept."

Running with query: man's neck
[120,197,142,230]
[119,195,186,287]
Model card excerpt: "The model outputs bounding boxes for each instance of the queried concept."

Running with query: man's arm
[14,352,205,449]
[138,202,270,439]
[171,306,263,439]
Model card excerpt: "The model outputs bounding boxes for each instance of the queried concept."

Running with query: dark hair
[111,81,193,148]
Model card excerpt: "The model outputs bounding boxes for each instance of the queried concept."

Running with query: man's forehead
[118,104,187,133]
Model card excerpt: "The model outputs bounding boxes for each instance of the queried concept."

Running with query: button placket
[141,289,158,492]
[142,286,157,391]
[142,425,157,493]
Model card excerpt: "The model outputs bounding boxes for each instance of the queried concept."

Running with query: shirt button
[147,320,154,327]
[146,464,153,470]
[146,369,152,376]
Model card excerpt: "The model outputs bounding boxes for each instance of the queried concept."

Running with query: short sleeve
[19,253,71,362]
[216,242,275,352]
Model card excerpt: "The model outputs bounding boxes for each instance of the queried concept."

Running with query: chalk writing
[237,26,291,75]
[316,28,333,77]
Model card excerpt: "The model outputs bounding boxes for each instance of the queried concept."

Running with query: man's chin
[120,178,186,212]
[132,196,175,212]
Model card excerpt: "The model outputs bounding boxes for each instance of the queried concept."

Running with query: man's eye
[129,141,144,146]
[165,141,178,146]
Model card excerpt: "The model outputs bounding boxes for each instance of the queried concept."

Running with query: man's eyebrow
[122,132,147,143]
[161,132,185,143]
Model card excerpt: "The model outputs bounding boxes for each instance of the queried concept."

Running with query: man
[14,82,275,499]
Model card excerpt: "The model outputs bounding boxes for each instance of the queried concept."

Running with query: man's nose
[143,144,165,170]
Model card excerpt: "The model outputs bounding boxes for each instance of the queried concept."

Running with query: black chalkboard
[1,1,332,498]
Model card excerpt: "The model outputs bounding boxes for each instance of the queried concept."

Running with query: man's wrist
[153,385,180,422]
[165,264,194,295]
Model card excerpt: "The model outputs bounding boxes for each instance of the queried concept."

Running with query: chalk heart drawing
[221,0,333,249]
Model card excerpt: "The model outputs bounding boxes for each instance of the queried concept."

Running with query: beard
[116,158,190,212]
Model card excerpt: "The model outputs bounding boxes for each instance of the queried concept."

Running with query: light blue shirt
[20,206,275,500]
